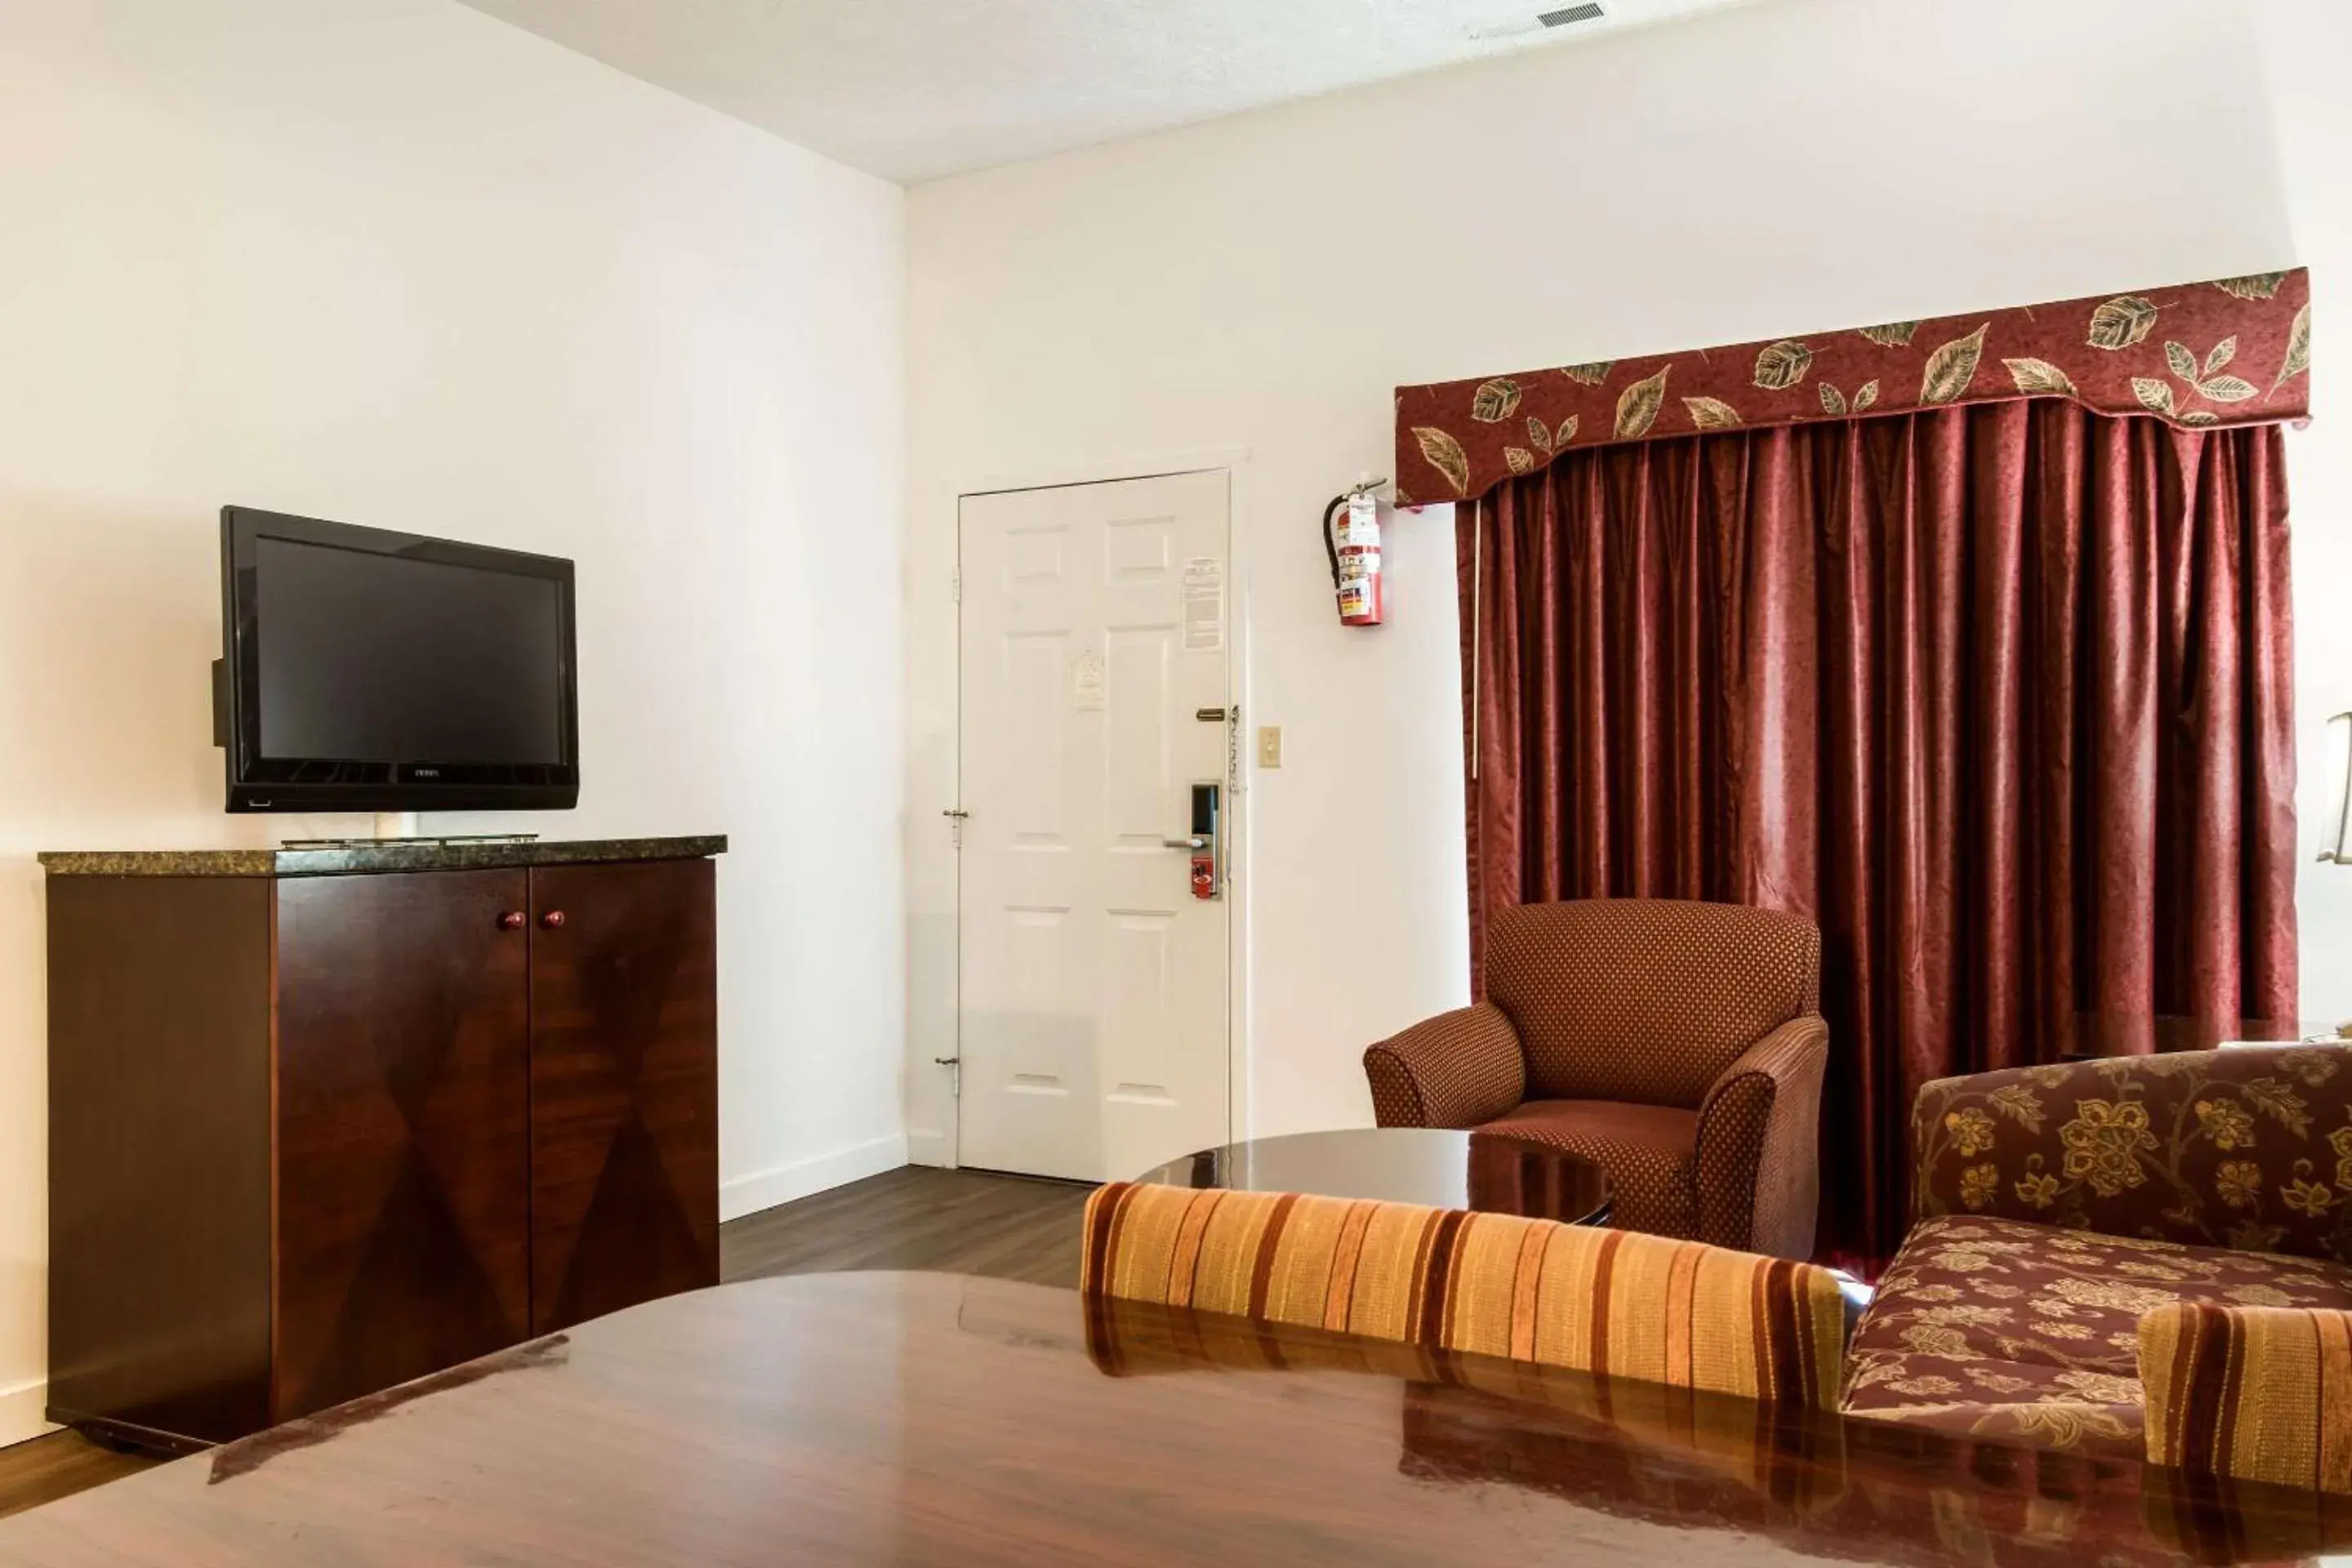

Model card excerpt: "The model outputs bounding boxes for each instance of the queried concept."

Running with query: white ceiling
[458,0,1760,184]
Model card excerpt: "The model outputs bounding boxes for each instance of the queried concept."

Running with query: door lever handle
[1161,836,1206,850]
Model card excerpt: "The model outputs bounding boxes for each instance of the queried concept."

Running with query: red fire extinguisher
[1323,481,1386,626]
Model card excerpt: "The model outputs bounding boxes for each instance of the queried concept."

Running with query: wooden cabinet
[43,841,721,1450]
[274,870,535,1421]
[528,861,719,1334]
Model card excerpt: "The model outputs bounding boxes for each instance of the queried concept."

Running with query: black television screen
[218,507,579,813]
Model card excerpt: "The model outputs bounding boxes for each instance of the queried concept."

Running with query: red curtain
[1459,399,2299,1270]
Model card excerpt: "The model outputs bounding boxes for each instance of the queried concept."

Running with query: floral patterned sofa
[1840,1045,2352,1459]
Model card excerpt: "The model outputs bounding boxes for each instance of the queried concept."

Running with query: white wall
[904,0,2306,1160]
[2254,0,2352,1027]
[0,0,904,1443]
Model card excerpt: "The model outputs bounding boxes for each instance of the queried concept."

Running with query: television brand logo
[413,768,441,778]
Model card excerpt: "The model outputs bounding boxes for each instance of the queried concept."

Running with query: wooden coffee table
[1134,1126,1610,1226]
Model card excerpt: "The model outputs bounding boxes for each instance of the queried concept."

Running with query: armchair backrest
[1912,1045,2352,1263]
[1485,898,1821,1107]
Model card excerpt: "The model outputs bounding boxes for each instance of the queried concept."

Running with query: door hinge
[951,566,962,604]
[942,806,969,848]
[934,1055,962,1096]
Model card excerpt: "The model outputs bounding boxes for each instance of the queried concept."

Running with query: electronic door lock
[1186,782,1222,901]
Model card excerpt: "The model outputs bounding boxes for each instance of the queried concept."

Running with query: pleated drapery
[1459,401,2298,1270]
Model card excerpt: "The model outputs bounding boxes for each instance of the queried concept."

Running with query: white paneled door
[956,470,1232,1182]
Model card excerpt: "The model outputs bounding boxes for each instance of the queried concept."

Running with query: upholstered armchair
[1360,898,1829,1259]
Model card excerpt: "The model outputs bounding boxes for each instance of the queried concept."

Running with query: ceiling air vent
[1469,2,1606,40]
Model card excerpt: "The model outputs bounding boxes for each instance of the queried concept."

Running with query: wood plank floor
[0,1429,151,1522]
[721,1165,1093,1289]
[0,1165,1091,1521]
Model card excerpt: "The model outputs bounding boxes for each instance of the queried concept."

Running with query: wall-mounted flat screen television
[216,506,579,813]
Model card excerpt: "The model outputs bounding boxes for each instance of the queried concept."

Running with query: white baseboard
[906,1126,952,1168]
[0,1378,56,1450]
[720,1133,907,1222]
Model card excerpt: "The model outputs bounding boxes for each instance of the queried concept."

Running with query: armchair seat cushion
[1477,1100,1699,1240]
[1842,1214,2352,1458]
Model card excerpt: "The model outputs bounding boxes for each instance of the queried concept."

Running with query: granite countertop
[38,835,727,878]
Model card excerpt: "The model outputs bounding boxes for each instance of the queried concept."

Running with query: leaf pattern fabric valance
[1392,269,2310,506]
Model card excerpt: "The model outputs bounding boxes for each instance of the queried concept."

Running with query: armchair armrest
[2140,1303,2352,1494]
[1363,1004,1526,1129]
[1695,1015,1829,1258]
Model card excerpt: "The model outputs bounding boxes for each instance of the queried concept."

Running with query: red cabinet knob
[497,911,526,931]
[541,910,567,929]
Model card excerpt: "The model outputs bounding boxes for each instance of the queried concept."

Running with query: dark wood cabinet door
[529,858,719,1334]
[273,871,533,1422]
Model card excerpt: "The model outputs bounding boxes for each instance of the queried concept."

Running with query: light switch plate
[1257,726,1282,768]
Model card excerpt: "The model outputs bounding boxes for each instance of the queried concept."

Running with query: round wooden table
[1133,1126,1612,1226]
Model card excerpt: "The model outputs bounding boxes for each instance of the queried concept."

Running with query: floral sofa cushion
[1841,1214,2352,1458]
[1910,1045,2352,1262]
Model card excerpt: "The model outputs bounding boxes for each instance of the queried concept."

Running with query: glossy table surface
[2,1271,2345,1566]
[1134,1126,1613,1226]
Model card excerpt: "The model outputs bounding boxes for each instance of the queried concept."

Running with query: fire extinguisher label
[1334,491,1386,626]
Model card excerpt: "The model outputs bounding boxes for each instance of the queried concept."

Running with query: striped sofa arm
[2140,1303,2352,1494]
[1081,1181,1847,1410]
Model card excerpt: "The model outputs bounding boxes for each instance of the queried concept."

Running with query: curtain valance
[1393,269,2310,506]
